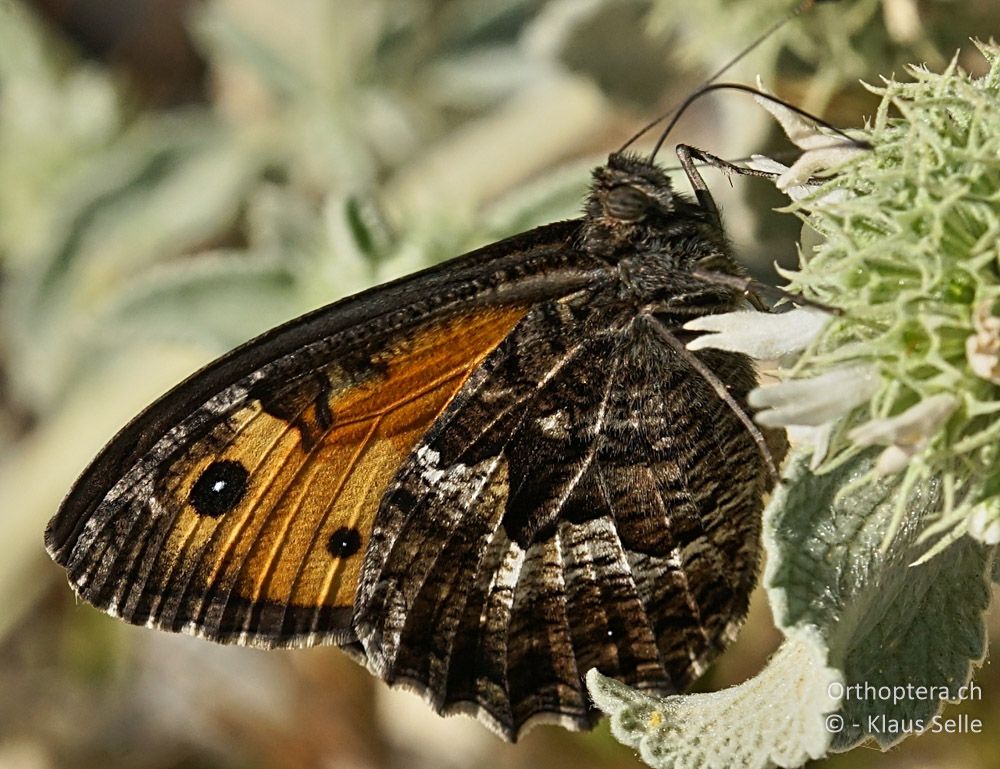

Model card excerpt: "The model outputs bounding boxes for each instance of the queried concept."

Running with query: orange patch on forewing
[155,305,527,627]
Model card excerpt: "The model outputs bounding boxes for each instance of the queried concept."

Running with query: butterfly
[45,141,793,739]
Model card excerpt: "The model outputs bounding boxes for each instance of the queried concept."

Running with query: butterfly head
[588,152,676,224]
[582,152,718,265]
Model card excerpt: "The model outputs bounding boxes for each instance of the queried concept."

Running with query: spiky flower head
[724,42,1000,556]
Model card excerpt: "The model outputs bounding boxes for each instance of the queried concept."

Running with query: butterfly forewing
[46,221,590,647]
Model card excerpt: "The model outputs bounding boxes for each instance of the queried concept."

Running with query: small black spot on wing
[189,460,249,517]
[327,526,362,559]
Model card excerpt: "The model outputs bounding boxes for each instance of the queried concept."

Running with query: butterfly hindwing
[354,288,777,739]
[45,221,592,647]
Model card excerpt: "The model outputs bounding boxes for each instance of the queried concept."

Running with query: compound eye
[606,184,648,221]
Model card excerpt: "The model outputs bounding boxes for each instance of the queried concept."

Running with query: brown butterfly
[46,143,791,738]
[44,2,854,738]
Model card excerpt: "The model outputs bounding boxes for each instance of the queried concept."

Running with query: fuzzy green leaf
[766,452,993,751]
[96,251,307,353]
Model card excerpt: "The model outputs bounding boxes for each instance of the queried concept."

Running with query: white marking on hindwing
[415,444,446,485]
[414,443,505,514]
[537,410,570,438]
[480,536,526,625]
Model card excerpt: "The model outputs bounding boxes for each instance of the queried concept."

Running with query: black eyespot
[189,460,249,517]
[606,184,648,221]
[327,527,362,559]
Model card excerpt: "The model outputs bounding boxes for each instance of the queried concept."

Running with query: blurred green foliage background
[0,1,998,767]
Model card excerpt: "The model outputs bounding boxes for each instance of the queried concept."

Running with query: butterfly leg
[690,268,842,315]
[675,144,776,225]
[676,144,840,315]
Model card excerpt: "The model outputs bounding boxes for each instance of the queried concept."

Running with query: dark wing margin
[353,298,774,740]
[44,219,592,647]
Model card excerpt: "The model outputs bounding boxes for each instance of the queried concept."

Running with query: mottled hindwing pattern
[354,287,776,739]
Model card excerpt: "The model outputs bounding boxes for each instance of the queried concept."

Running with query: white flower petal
[753,77,828,151]
[753,78,866,192]
[685,308,830,359]
[775,145,866,190]
[747,155,817,201]
[748,154,851,204]
[875,444,915,476]
[969,503,1000,545]
[848,394,958,447]
[884,0,922,44]
[966,337,1000,382]
[966,301,1000,383]
[786,423,833,469]
[748,365,880,428]
[745,155,789,175]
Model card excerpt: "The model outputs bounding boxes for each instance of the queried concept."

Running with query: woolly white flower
[684,308,830,359]
[747,365,880,428]
[848,394,959,476]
